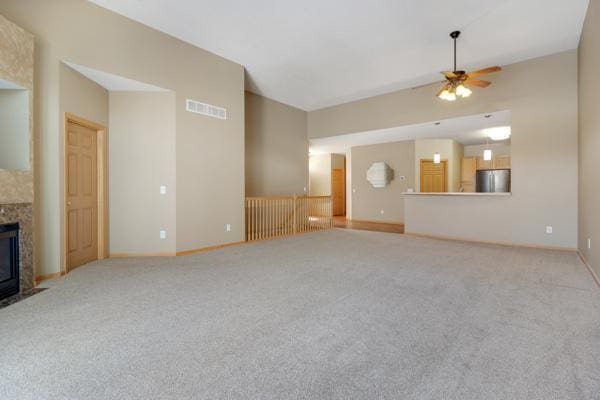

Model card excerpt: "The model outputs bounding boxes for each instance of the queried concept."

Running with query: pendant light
[483,137,492,161]
[483,149,492,161]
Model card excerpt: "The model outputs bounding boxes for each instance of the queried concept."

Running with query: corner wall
[245,91,308,196]
[109,91,176,256]
[578,0,600,276]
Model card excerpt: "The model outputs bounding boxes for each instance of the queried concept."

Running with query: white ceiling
[63,62,170,92]
[89,0,589,111]
[309,110,511,154]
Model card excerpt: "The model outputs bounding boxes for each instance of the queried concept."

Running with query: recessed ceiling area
[63,62,170,92]
[309,110,511,154]
[89,0,588,111]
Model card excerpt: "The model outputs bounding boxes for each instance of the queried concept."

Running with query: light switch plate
[226,224,231,232]
[159,230,167,239]
[159,185,167,195]
[545,226,553,234]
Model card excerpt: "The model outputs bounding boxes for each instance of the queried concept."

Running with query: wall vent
[186,99,227,120]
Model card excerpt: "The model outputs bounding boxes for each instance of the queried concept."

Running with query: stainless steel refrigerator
[476,169,511,193]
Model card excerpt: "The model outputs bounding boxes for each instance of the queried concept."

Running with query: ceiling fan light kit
[436,31,501,102]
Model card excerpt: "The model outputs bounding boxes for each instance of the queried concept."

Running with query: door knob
[66,201,72,206]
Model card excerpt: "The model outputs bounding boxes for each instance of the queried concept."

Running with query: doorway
[420,159,448,192]
[63,113,107,273]
[331,168,345,216]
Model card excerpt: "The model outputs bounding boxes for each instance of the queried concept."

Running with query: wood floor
[333,216,404,234]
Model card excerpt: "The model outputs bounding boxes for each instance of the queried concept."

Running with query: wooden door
[461,157,477,192]
[66,121,98,271]
[331,168,345,216]
[420,160,447,192]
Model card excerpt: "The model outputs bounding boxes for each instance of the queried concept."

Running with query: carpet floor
[1,229,599,400]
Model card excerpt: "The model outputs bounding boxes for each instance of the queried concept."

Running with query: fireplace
[0,223,20,301]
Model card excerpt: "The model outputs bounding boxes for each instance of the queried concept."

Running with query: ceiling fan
[418,31,501,101]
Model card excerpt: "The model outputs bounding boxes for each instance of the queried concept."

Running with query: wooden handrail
[245,195,333,241]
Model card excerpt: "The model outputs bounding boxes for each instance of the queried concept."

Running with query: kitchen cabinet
[493,155,511,169]
[476,157,493,170]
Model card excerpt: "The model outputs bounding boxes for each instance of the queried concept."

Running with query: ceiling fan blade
[467,66,501,77]
[411,80,445,90]
[464,78,491,88]
[442,71,457,79]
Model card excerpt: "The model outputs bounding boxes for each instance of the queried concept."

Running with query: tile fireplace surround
[0,203,33,293]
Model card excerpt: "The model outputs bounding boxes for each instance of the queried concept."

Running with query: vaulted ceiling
[90,0,589,111]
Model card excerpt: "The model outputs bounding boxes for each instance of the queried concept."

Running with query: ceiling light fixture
[486,126,511,141]
[435,31,502,102]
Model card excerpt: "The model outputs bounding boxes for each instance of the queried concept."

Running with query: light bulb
[483,149,492,161]
[434,152,441,164]
[438,89,456,101]
[456,84,472,97]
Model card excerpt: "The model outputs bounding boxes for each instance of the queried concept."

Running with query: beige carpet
[1,229,599,399]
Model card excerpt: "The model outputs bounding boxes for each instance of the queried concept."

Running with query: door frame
[419,159,448,192]
[63,113,108,274]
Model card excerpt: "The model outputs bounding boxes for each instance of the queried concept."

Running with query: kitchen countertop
[403,192,512,196]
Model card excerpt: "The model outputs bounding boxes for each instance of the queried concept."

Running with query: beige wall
[309,154,332,196]
[0,0,245,272]
[0,89,29,170]
[109,91,176,256]
[331,153,345,170]
[579,0,600,274]
[414,139,461,192]
[452,140,463,192]
[351,140,414,223]
[245,91,308,196]
[0,14,33,204]
[463,143,511,157]
[309,50,578,248]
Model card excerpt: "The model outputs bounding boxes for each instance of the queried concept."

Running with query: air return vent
[186,99,227,120]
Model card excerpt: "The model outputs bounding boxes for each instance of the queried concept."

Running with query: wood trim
[577,251,600,289]
[110,252,176,258]
[176,241,246,256]
[35,272,65,285]
[245,195,332,200]
[347,218,405,226]
[63,113,108,274]
[404,231,577,252]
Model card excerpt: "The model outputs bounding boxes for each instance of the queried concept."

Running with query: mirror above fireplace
[0,79,30,171]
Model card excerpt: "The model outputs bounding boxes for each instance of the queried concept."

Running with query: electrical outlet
[159,230,167,239]
[352,188,356,193]
[226,224,231,232]
[545,226,553,234]
[588,238,592,249]
[380,210,385,215]
[159,185,167,195]
[303,187,307,192]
